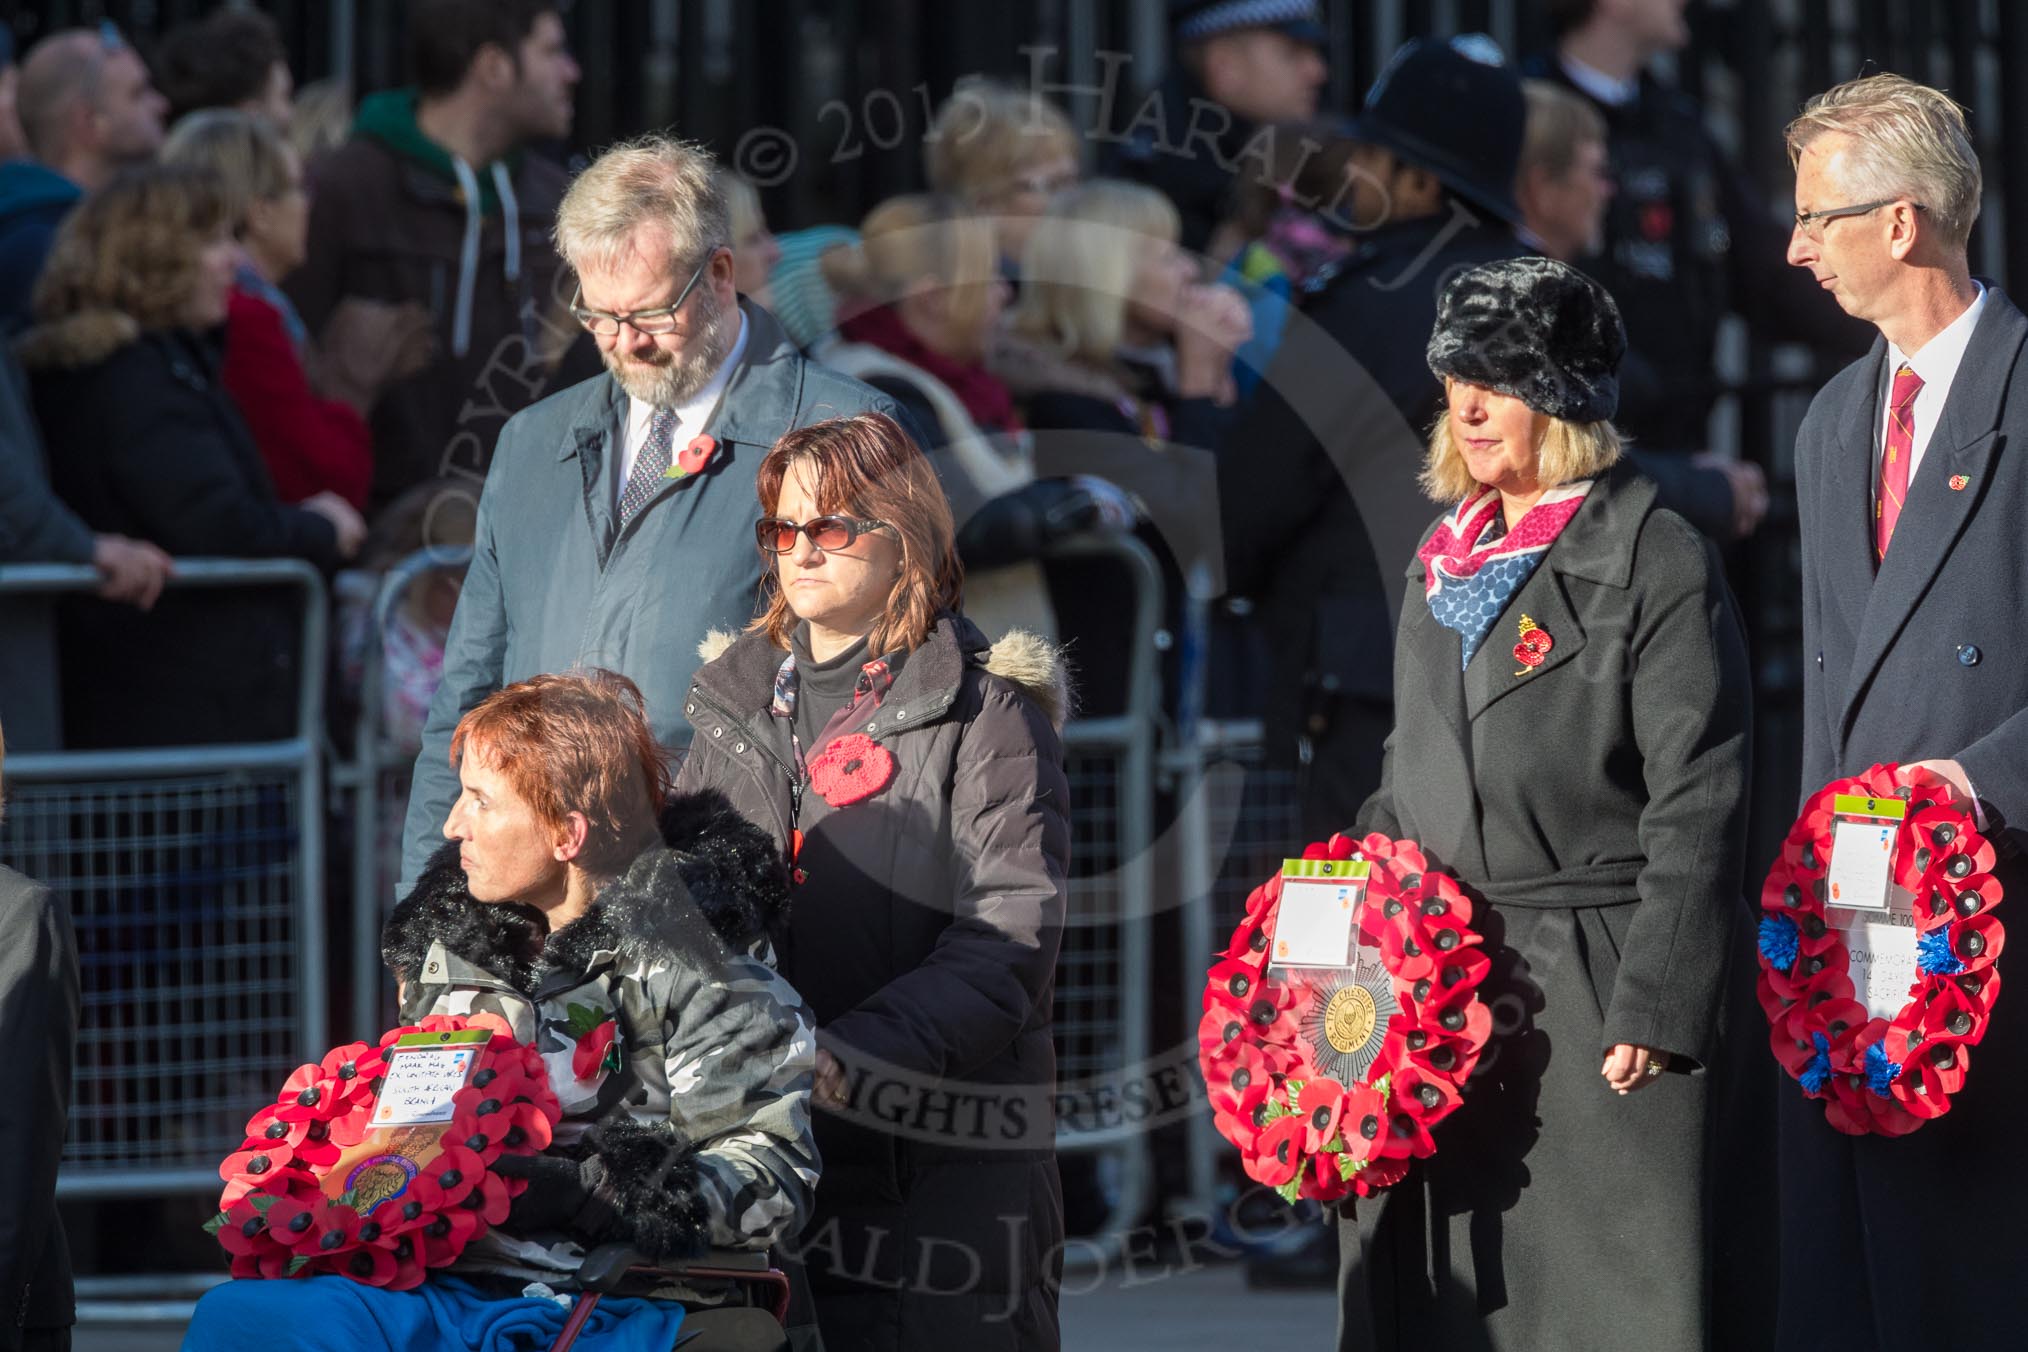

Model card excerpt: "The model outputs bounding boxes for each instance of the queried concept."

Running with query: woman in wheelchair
[183,670,818,1351]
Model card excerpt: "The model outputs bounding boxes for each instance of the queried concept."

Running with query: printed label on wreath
[1826,801,1916,1019]
[1825,799,1902,913]
[371,1029,489,1126]
[1272,859,1371,968]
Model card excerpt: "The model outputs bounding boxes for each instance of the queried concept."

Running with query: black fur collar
[382,789,788,995]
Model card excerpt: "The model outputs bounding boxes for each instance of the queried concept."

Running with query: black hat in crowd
[1426,257,1627,423]
[1344,36,1525,226]
[1170,0,1326,47]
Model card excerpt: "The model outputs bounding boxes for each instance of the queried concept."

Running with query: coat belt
[1464,859,1645,909]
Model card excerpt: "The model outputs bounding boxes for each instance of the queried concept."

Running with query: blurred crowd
[0,0,1864,824]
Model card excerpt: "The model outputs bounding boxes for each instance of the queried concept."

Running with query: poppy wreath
[1757,762,2004,1136]
[206,1013,563,1288]
[1199,832,1492,1205]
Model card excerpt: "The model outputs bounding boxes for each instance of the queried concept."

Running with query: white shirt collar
[620,309,750,495]
[1886,280,1986,385]
[1559,53,1640,109]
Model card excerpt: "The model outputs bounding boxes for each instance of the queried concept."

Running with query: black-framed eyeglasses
[755,515,892,555]
[1793,197,1926,241]
[569,254,710,336]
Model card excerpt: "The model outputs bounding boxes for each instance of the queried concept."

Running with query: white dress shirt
[616,311,749,509]
[1880,281,1986,485]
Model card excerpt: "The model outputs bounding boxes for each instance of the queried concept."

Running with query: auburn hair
[449,670,669,876]
[751,412,963,655]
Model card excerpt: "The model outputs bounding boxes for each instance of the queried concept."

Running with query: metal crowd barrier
[1041,532,1164,1246]
[330,545,473,1037]
[0,559,328,1319]
[1171,717,1303,1216]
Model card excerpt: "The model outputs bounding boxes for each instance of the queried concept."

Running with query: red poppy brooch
[664,433,718,479]
[1200,832,1492,1205]
[1512,614,1552,675]
[1756,762,2003,1136]
[808,732,897,807]
[565,1004,624,1082]
[207,1013,562,1287]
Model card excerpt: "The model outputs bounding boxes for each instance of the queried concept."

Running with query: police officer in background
[1108,0,1329,257]
[1220,36,1529,845]
[1524,0,1867,540]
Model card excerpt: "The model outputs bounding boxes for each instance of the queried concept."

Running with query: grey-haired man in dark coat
[399,137,902,894]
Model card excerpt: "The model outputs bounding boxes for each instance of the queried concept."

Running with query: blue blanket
[180,1274,686,1351]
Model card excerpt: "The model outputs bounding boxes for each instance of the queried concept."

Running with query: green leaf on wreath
[1285,1080,1305,1111]
[1338,1155,1367,1182]
[286,1255,311,1277]
[249,1192,279,1214]
[1372,1072,1392,1105]
[1275,1177,1304,1205]
[335,1188,359,1211]
[1323,1135,1346,1153]
[202,1211,228,1237]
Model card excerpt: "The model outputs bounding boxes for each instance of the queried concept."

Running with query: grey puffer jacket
[672,612,1070,1352]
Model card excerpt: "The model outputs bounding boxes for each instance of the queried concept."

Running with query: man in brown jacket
[287,0,585,511]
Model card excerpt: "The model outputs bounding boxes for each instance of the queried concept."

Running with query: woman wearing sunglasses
[672,412,1069,1352]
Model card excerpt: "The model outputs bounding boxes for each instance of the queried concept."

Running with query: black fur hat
[1425,257,1626,423]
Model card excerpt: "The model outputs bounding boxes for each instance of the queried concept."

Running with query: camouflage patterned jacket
[381,791,818,1290]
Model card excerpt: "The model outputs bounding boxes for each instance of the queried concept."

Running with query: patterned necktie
[1877,362,1923,561]
[619,406,678,526]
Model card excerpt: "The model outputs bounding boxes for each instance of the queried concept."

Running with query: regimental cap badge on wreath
[1512,614,1553,675]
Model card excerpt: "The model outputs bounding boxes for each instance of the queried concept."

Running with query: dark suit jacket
[1797,285,2028,821]
[0,867,77,1345]
[1786,285,2028,1350]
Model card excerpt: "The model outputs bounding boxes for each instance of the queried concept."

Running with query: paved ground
[76,1261,1336,1350]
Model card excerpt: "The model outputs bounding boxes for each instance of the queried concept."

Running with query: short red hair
[752,412,963,654]
[449,670,669,874]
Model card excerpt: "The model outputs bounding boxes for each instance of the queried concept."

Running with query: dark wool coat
[1784,287,2028,1352]
[0,867,77,1347]
[17,315,342,748]
[1337,462,1762,1352]
[672,614,1070,1352]
[381,793,818,1299]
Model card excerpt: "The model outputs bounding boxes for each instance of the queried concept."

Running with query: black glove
[494,1151,621,1240]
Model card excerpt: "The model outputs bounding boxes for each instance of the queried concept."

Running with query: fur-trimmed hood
[381,787,790,993]
[12,308,144,371]
[695,615,1071,730]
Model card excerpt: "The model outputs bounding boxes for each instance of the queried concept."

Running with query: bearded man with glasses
[397,134,905,899]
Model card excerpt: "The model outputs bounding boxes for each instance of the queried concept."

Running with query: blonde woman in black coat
[1338,258,1757,1351]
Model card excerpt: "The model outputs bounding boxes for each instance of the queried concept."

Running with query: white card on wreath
[370,1028,490,1127]
[1271,858,1371,969]
[1824,795,1916,1019]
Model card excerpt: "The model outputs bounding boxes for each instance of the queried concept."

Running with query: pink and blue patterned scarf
[1417,480,1594,668]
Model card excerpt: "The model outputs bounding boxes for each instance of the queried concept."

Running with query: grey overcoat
[1336,461,1760,1352]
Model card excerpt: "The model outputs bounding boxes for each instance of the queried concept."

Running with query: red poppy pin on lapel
[665,434,718,479]
[1513,615,1552,676]
[1950,474,1970,492]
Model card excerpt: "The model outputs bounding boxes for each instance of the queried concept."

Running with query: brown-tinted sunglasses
[755,515,892,555]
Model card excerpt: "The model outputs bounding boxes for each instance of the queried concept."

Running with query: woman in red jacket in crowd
[163,110,421,510]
